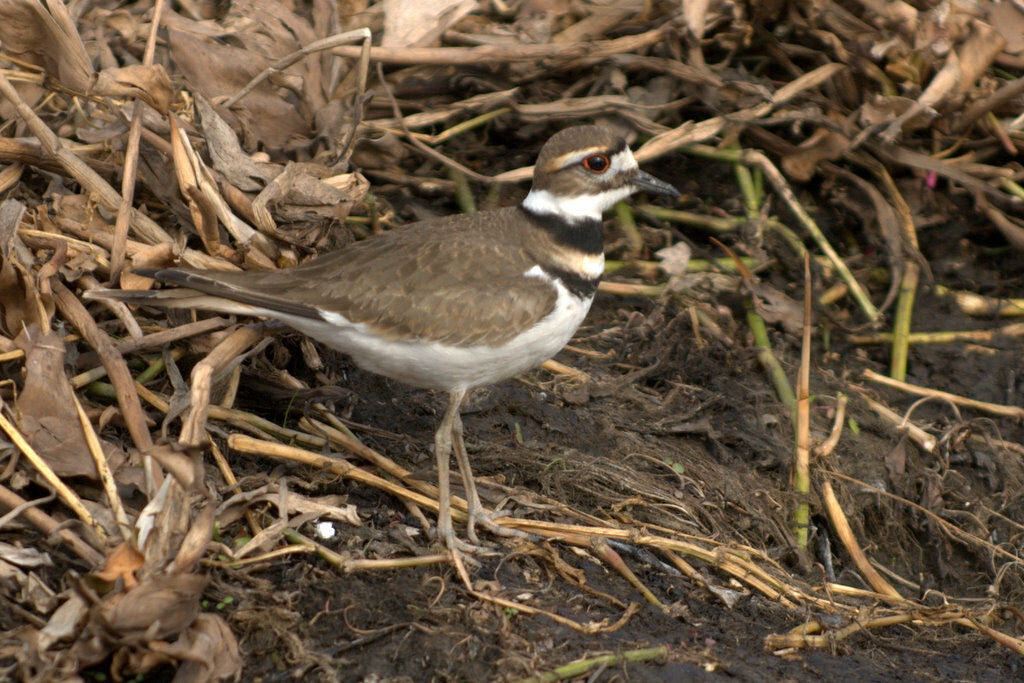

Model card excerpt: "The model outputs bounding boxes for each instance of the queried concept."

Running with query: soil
[0,126,1021,683]
[1,3,1021,679]
[136,156,1024,681]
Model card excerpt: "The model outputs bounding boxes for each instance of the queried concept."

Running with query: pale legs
[433,388,523,552]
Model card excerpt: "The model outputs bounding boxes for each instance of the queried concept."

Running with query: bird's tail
[83,285,265,317]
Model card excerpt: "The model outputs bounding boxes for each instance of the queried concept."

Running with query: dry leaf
[0,559,59,614]
[162,614,241,683]
[0,0,95,92]
[0,200,44,336]
[655,241,692,277]
[98,573,209,641]
[14,326,99,479]
[166,26,307,151]
[858,96,933,132]
[147,442,205,492]
[781,128,850,182]
[752,283,804,336]
[168,505,216,575]
[382,0,476,47]
[92,64,173,114]
[0,542,53,568]
[37,594,89,651]
[89,542,146,591]
[986,0,1024,56]
[196,94,275,192]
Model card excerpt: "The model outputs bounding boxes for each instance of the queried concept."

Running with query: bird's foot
[435,518,497,560]
[465,507,528,545]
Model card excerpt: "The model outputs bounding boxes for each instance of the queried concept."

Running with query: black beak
[632,169,680,199]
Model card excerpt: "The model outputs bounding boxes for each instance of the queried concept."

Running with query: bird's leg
[434,407,456,551]
[433,389,462,552]
[451,403,525,544]
[434,388,489,555]
[450,409,484,544]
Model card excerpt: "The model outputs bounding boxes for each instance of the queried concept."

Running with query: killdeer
[87,125,679,554]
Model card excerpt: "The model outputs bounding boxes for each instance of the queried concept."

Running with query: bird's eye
[582,153,610,173]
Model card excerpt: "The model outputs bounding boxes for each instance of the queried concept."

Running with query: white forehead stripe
[555,146,611,168]
[610,147,639,173]
[555,146,638,172]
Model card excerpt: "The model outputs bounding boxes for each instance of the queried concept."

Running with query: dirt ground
[2,2,1024,681]
[2,118,1022,683]
[89,156,1021,681]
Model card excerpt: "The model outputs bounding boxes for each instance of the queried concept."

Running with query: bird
[86,125,679,555]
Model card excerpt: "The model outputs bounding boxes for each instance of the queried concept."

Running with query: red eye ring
[582,153,610,173]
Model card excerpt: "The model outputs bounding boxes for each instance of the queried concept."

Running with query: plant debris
[1,0,1023,679]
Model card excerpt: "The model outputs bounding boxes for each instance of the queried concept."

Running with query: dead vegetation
[0,0,1023,680]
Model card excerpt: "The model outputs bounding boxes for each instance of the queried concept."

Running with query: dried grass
[1,0,1023,679]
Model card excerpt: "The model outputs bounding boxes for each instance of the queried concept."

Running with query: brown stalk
[207,439,261,538]
[110,0,167,282]
[225,28,371,109]
[73,393,131,541]
[956,76,1024,133]
[330,26,671,65]
[591,538,667,612]
[449,549,641,635]
[136,383,327,449]
[179,325,267,446]
[228,434,853,611]
[228,433,458,518]
[812,394,847,458]
[862,368,1024,420]
[825,470,1021,565]
[115,317,232,354]
[0,486,104,566]
[282,528,448,572]
[375,63,493,184]
[298,416,449,503]
[857,393,937,452]
[821,479,901,599]
[792,254,811,549]
[50,280,154,454]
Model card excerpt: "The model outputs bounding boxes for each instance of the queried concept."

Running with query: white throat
[521,186,634,222]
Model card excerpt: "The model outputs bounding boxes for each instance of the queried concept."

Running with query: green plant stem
[449,168,476,213]
[889,260,919,380]
[517,645,670,683]
[734,155,762,216]
[82,347,183,393]
[614,200,643,258]
[747,307,796,418]
[767,219,808,258]
[743,150,879,321]
[637,204,743,232]
[431,107,512,144]
[999,177,1024,201]
[683,145,878,320]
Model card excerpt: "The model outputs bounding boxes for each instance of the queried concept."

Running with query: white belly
[277,278,592,391]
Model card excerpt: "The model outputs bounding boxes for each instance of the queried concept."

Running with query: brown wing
[144,208,559,347]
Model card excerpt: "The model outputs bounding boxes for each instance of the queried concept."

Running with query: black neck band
[540,264,599,299]
[518,205,604,255]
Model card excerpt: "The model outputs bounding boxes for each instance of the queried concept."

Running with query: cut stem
[793,254,812,549]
